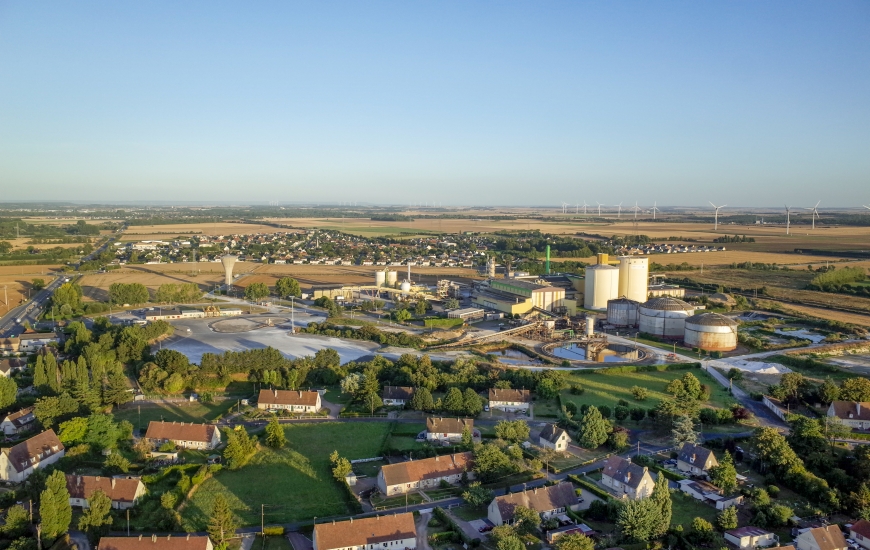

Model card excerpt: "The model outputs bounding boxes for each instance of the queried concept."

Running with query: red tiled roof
[380,452,473,486]
[2,429,64,473]
[66,475,144,504]
[145,422,216,444]
[257,389,319,407]
[314,514,416,550]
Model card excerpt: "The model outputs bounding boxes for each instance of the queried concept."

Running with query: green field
[113,401,237,432]
[180,422,391,529]
[559,368,735,413]
[670,490,718,527]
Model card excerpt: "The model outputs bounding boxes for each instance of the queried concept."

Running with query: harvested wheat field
[767,302,870,327]
[78,267,234,302]
[0,266,62,309]
[122,222,287,240]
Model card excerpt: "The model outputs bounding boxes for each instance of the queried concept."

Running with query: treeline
[713,235,755,243]
[807,266,867,293]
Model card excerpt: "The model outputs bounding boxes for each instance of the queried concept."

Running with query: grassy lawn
[451,504,487,521]
[371,492,425,509]
[322,387,353,405]
[353,459,387,478]
[243,537,293,550]
[180,422,391,529]
[561,368,735,414]
[113,401,236,432]
[670,490,718,526]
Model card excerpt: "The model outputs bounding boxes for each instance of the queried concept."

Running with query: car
[484,405,490,412]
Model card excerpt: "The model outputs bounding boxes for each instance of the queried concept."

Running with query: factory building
[684,313,739,352]
[472,278,566,315]
[606,297,640,327]
[638,296,696,339]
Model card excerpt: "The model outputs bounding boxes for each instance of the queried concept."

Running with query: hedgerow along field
[180,422,391,529]
[554,367,735,414]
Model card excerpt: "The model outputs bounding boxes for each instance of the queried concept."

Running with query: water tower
[221,255,238,289]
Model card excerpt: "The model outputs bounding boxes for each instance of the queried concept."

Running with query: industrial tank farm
[584,264,620,310]
[606,297,640,327]
[638,296,696,339]
[684,312,739,351]
[617,256,649,303]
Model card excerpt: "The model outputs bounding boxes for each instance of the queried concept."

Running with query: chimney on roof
[112,478,116,489]
[167,535,171,540]
[152,534,157,542]
[350,517,353,523]
[187,534,190,540]
[859,403,862,415]
[274,389,278,397]
[139,535,142,541]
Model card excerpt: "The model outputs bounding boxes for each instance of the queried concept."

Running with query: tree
[265,418,286,448]
[331,454,352,481]
[340,373,363,396]
[554,534,595,550]
[840,377,870,402]
[495,420,530,442]
[651,469,672,537]
[163,372,186,393]
[496,536,524,550]
[32,278,46,290]
[244,282,270,302]
[207,495,239,550]
[2,504,29,538]
[671,414,700,446]
[223,428,256,470]
[461,427,473,448]
[410,387,434,411]
[52,282,83,311]
[818,377,840,404]
[473,444,516,482]
[85,414,122,451]
[614,405,630,423]
[78,488,113,542]
[513,505,541,535]
[709,451,737,494]
[630,407,646,421]
[717,506,738,530]
[631,385,649,401]
[445,298,459,310]
[104,372,133,406]
[415,299,427,316]
[462,482,494,506]
[393,308,411,323]
[690,517,715,544]
[578,406,610,449]
[34,394,80,428]
[39,470,72,545]
[779,372,807,403]
[104,451,131,474]
[362,391,383,415]
[0,376,17,409]
[608,428,630,451]
[275,277,301,299]
[443,387,464,414]
[463,388,483,416]
[751,427,802,476]
[58,417,89,445]
[617,497,663,542]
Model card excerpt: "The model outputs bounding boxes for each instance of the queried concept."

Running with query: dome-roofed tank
[400,281,411,292]
[584,264,620,310]
[638,296,695,339]
[607,297,640,327]
[684,312,739,351]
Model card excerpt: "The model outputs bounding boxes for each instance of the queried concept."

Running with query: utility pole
[261,504,264,536]
[127,509,130,535]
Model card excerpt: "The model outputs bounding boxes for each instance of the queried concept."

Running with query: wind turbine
[805,201,820,230]
[651,201,659,220]
[596,202,603,216]
[575,203,581,215]
[561,202,569,214]
[615,202,623,219]
[785,204,792,235]
[582,201,588,215]
[630,202,641,220]
[709,202,727,231]
[864,205,870,210]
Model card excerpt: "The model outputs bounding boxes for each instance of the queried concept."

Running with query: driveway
[416,511,432,550]
[67,531,90,550]
[288,532,314,550]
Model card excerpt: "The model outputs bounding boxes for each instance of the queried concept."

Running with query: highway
[0,274,65,338]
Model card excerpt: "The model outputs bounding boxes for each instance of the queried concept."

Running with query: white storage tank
[400,280,411,292]
[375,270,387,287]
[584,264,620,310]
[684,312,739,352]
[386,271,398,287]
[638,296,695,339]
[618,256,649,303]
[607,297,640,327]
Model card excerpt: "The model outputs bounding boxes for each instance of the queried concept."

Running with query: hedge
[586,363,700,375]
[567,474,614,502]
[433,507,470,543]
[263,526,285,536]
[429,532,461,543]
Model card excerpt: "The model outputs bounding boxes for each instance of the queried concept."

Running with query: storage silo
[375,270,387,287]
[638,296,695,339]
[618,256,649,303]
[584,264,620,310]
[684,313,739,351]
[607,297,640,327]
[400,280,411,292]
[386,271,398,287]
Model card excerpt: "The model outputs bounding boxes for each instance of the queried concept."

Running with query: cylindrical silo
[585,315,595,338]
[618,256,649,303]
[684,313,739,351]
[607,297,640,327]
[638,297,695,339]
[386,271,398,287]
[584,264,620,310]
[400,280,411,292]
[375,270,387,287]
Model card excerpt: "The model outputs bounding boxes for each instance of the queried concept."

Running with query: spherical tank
[684,313,739,351]
[618,256,649,303]
[375,270,387,287]
[638,296,695,339]
[387,271,398,286]
[584,264,620,310]
[400,281,411,292]
[606,297,640,327]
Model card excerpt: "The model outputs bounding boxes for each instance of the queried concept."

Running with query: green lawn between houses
[180,422,391,529]
[112,401,237,433]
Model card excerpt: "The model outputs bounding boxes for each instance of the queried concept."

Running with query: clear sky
[1,1,868,206]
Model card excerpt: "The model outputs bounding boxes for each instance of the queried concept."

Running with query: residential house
[18,332,60,352]
[256,389,321,413]
[601,455,655,500]
[849,519,870,550]
[0,407,35,435]
[795,526,849,550]
[827,401,870,430]
[724,527,778,549]
[539,425,571,452]
[313,513,417,550]
[0,429,65,482]
[97,534,213,550]
[0,337,19,355]
[67,475,147,510]
[488,388,531,412]
[144,421,221,450]
[377,452,473,496]
[426,417,473,443]
[487,482,579,526]
[382,386,414,407]
[0,358,24,376]
[677,443,719,476]
[678,479,744,510]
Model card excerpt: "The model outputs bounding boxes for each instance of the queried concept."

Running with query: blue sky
[1,1,868,206]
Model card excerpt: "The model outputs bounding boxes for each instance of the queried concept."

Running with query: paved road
[416,511,433,550]
[0,274,65,338]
